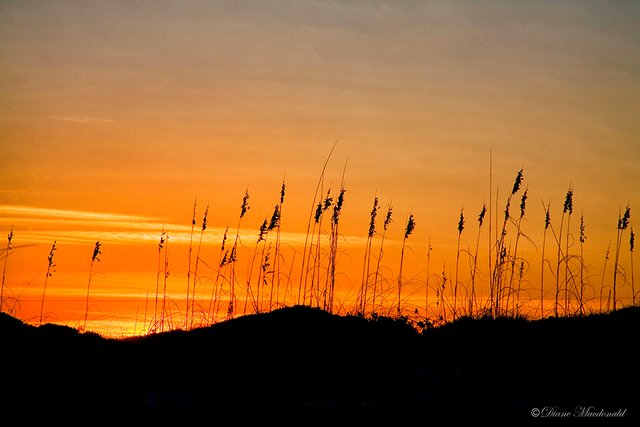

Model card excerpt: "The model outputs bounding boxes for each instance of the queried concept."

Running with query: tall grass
[7,154,640,335]
[185,198,197,329]
[359,196,379,315]
[453,207,464,320]
[505,188,528,313]
[1,226,13,313]
[227,189,250,319]
[161,231,170,332]
[599,241,611,314]
[469,204,486,316]
[554,186,572,317]
[39,241,57,325]
[298,141,337,305]
[613,205,631,310]
[83,241,102,331]
[563,188,574,314]
[425,236,433,319]
[153,228,166,332]
[272,178,286,306]
[493,168,524,316]
[578,214,586,316]
[540,200,551,318]
[397,212,415,317]
[327,185,346,313]
[372,203,393,314]
[631,227,635,306]
[190,204,209,328]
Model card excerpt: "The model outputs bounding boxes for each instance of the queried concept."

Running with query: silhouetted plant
[228,189,250,319]
[185,198,197,328]
[554,185,572,317]
[397,212,415,317]
[613,205,631,310]
[540,200,551,318]
[425,237,433,320]
[191,204,208,328]
[83,241,102,331]
[469,203,486,316]
[373,203,393,314]
[153,228,167,332]
[493,168,524,316]
[327,185,346,313]
[453,207,464,319]
[630,227,635,306]
[358,196,379,315]
[506,188,528,313]
[599,241,611,314]
[39,240,57,325]
[1,226,14,313]
[298,141,337,306]
[578,214,587,315]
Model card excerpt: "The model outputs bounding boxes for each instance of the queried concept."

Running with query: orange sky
[1,1,639,336]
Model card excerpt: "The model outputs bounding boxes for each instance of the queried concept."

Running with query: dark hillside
[1,306,637,424]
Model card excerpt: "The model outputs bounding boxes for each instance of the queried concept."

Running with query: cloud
[48,116,114,124]
[0,204,372,248]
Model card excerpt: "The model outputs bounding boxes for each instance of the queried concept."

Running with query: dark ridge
[1,306,638,423]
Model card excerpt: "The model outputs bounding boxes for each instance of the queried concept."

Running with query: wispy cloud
[0,205,373,248]
[1,205,155,223]
[48,116,114,124]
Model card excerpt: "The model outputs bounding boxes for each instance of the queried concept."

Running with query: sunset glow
[2,1,639,336]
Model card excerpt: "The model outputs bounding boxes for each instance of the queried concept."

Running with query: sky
[1,1,639,335]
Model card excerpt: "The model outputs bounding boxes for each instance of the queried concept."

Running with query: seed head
[258,219,269,243]
[47,241,57,276]
[191,199,197,227]
[563,188,573,215]
[280,181,286,205]
[201,205,209,231]
[240,190,250,219]
[383,205,393,231]
[478,204,486,227]
[314,202,323,223]
[221,226,229,251]
[332,188,346,225]
[519,189,528,218]
[368,197,379,238]
[6,226,13,251]
[91,241,102,263]
[457,208,464,235]
[511,169,524,196]
[404,213,416,239]
[618,205,631,230]
[544,203,551,230]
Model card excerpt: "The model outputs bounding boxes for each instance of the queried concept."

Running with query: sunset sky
[1,1,639,335]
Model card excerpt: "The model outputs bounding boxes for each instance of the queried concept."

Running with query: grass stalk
[631,227,635,305]
[613,205,631,310]
[397,212,415,317]
[298,141,337,305]
[454,207,464,320]
[83,241,102,332]
[39,240,57,325]
[541,200,551,318]
[1,226,14,312]
[191,204,208,328]
[373,204,392,314]
[185,198,197,329]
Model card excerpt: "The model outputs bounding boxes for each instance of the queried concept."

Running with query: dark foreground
[2,306,638,424]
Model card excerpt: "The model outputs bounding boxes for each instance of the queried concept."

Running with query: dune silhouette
[2,306,638,423]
